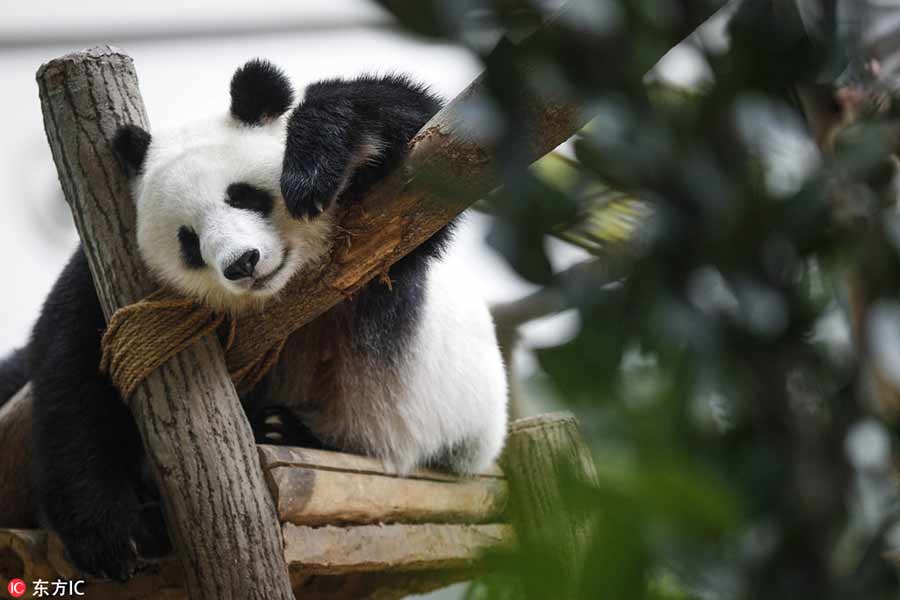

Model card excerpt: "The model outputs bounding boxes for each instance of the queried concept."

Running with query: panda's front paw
[131,501,172,560]
[57,500,171,581]
[280,166,339,220]
[253,406,328,449]
[61,528,138,582]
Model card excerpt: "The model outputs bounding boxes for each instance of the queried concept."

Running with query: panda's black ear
[230,59,294,125]
[112,125,152,178]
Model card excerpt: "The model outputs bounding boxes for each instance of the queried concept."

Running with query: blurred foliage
[478,152,652,254]
[380,0,900,598]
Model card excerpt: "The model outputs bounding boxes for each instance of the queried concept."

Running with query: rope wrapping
[99,289,286,398]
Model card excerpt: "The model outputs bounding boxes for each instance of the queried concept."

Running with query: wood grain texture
[1,529,187,600]
[290,569,471,600]
[501,412,598,587]
[0,527,505,599]
[35,47,292,600]
[0,529,57,596]
[258,444,504,481]
[268,467,507,526]
[283,523,513,575]
[259,446,508,526]
[0,386,34,528]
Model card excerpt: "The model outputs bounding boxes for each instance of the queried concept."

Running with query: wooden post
[501,413,598,586]
[36,46,293,600]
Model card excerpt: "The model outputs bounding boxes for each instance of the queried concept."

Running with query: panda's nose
[223,249,260,281]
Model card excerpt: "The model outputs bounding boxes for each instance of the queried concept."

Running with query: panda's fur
[130,111,334,312]
[0,60,507,580]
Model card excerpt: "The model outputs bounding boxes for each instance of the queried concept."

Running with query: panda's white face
[131,115,331,313]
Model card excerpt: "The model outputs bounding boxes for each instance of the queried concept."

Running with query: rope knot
[99,289,284,398]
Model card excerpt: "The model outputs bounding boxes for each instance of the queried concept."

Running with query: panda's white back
[267,241,508,475]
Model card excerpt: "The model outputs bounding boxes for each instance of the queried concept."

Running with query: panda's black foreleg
[280,75,443,220]
[30,250,170,581]
[32,372,169,580]
[281,75,459,362]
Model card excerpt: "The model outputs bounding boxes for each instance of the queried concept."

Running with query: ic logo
[6,578,26,598]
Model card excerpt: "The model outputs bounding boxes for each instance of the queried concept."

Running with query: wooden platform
[0,412,597,599]
[0,445,512,600]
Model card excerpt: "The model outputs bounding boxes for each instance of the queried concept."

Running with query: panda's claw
[132,501,172,560]
[280,168,335,220]
[61,528,140,582]
[253,406,328,449]
[54,496,170,582]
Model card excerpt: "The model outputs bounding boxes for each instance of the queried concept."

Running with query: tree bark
[35,46,293,600]
[500,412,598,593]
[282,523,511,575]
[0,385,34,528]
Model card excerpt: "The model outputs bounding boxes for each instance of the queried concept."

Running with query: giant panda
[0,60,508,580]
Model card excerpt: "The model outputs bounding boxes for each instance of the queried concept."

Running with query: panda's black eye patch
[178,226,205,269]
[226,183,274,216]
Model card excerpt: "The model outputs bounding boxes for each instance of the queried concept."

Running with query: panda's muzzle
[224,249,260,281]
[250,250,290,291]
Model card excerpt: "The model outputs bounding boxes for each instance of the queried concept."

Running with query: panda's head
[112,60,331,313]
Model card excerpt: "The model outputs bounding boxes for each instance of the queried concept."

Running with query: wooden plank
[0,527,508,599]
[258,445,505,481]
[0,528,57,595]
[266,465,507,526]
[290,570,472,600]
[1,530,187,600]
[283,523,512,575]
[0,386,35,528]
[0,438,508,529]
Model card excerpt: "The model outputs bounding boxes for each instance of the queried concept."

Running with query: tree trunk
[36,46,293,600]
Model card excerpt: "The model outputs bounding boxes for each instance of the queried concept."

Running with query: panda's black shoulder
[302,73,443,118]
